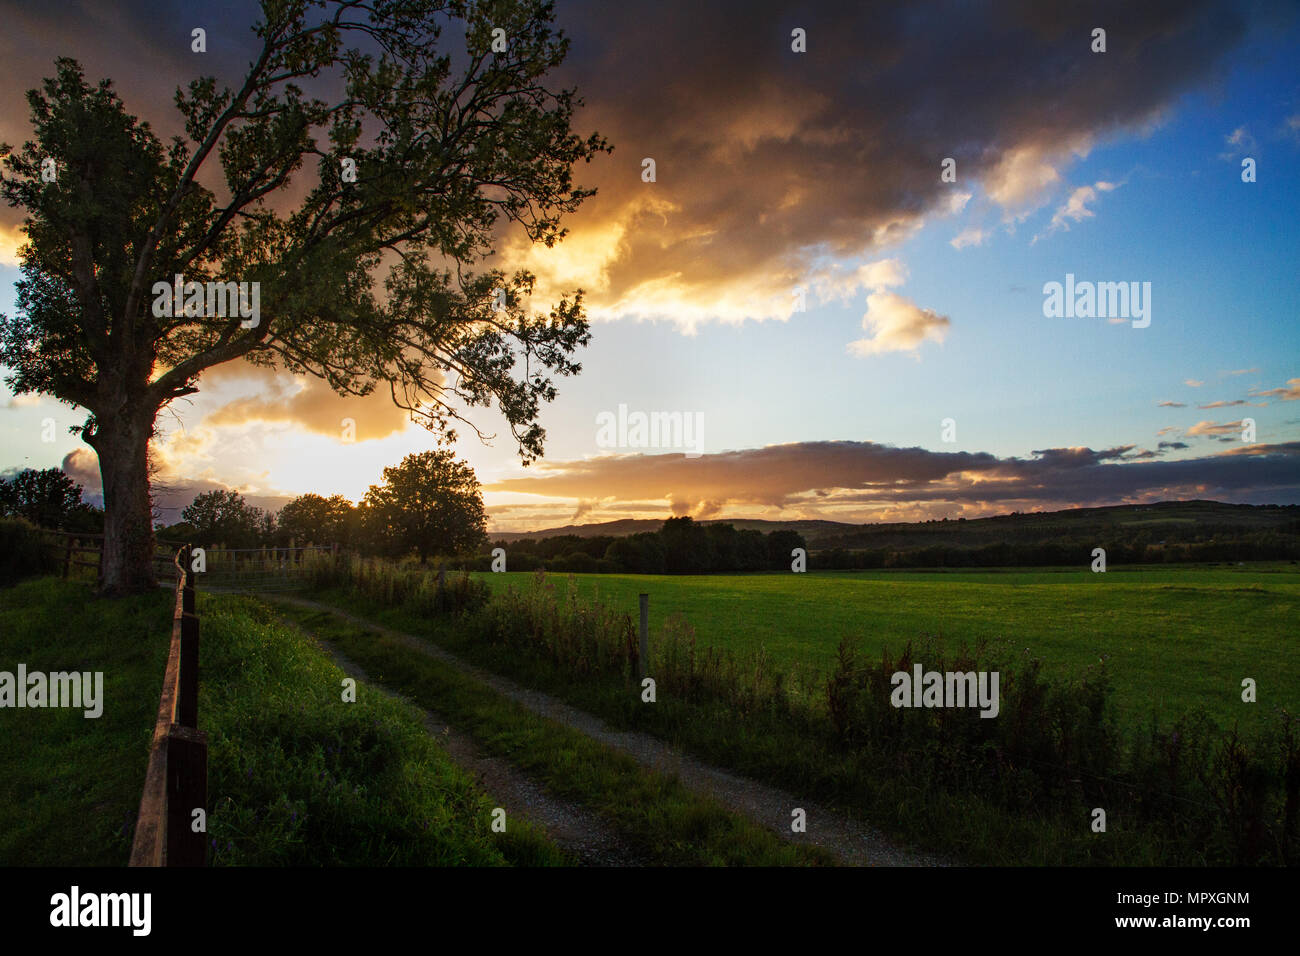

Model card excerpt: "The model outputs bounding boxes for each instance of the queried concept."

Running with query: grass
[470,565,1300,731]
[199,593,562,865]
[298,567,1299,865]
[0,576,563,866]
[0,578,169,864]
[267,598,835,867]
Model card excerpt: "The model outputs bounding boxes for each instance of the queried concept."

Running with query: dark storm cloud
[3,1,1264,321]
[487,439,1300,514]
[526,0,1262,318]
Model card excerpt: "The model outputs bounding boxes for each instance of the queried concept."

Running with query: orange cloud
[201,366,413,442]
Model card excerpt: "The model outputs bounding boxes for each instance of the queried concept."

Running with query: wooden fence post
[182,546,196,616]
[179,612,200,729]
[62,536,73,579]
[639,593,649,680]
[164,725,208,866]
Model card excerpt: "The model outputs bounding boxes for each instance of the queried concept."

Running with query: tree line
[809,533,1299,569]
[160,451,485,561]
[6,460,1293,571]
[479,517,807,573]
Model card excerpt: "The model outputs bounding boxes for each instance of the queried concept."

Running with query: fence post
[164,725,208,866]
[179,612,200,729]
[62,536,73,579]
[639,593,649,680]
[182,545,196,616]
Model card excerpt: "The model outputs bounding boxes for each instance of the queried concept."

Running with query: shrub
[0,517,58,585]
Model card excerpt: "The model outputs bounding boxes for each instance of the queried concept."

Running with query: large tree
[0,0,607,593]
[362,449,486,562]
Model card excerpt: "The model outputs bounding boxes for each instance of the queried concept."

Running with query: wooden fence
[35,530,329,591]
[128,545,208,867]
[37,529,185,586]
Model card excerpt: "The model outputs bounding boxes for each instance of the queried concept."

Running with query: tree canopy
[0,467,99,531]
[363,449,486,561]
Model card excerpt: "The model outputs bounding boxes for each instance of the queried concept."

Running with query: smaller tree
[181,489,266,548]
[363,451,486,563]
[0,467,94,530]
[277,493,356,547]
[766,530,806,570]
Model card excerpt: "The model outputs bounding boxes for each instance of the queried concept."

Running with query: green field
[472,564,1299,730]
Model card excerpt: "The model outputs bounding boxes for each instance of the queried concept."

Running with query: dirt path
[276,613,647,866]
[269,594,953,867]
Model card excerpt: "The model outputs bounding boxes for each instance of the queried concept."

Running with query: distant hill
[490,501,1299,550]
[488,516,857,542]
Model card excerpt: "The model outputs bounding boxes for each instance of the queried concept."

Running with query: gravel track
[276,612,646,866]
[270,594,954,867]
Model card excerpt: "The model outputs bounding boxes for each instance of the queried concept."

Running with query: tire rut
[275,612,648,866]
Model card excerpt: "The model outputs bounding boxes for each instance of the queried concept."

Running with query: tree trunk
[89,410,158,595]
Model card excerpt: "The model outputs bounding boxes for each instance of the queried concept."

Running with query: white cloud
[811,257,908,304]
[1035,180,1121,241]
[950,227,989,249]
[984,135,1092,220]
[1219,125,1257,160]
[847,291,950,356]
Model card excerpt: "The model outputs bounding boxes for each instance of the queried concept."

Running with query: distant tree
[736,529,768,570]
[706,523,740,570]
[362,451,486,563]
[277,493,355,546]
[766,530,805,569]
[0,467,93,530]
[660,516,712,571]
[181,489,266,548]
[605,531,665,573]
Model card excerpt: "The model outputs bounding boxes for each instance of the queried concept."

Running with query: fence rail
[128,546,207,867]
[34,529,329,591]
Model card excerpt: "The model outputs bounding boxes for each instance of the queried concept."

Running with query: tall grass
[432,569,1298,864]
[304,549,488,616]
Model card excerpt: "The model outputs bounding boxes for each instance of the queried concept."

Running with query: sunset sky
[1,0,1297,530]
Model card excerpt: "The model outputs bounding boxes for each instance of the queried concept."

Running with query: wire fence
[195,544,336,592]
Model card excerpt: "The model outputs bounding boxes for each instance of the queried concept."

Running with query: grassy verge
[199,593,562,865]
[0,578,169,864]
[0,577,563,866]
[267,598,835,867]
